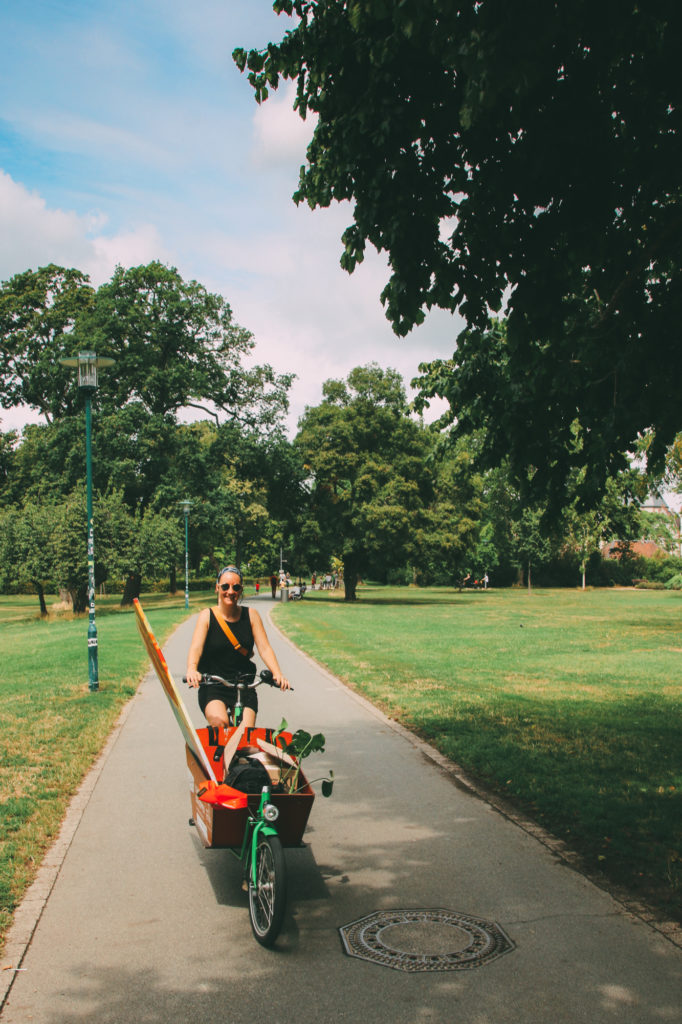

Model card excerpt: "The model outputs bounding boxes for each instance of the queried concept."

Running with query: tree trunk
[71,582,88,614]
[35,582,48,617]
[169,564,177,594]
[120,571,142,607]
[527,561,532,593]
[343,555,360,601]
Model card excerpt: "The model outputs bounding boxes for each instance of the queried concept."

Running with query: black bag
[224,757,271,794]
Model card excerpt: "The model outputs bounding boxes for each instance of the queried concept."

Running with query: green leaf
[321,776,334,798]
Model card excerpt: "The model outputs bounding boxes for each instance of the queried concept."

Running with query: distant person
[269,572,278,599]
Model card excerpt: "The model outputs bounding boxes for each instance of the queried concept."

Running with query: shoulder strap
[212,609,250,658]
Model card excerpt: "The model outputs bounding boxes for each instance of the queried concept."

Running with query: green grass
[2,584,681,952]
[0,592,204,953]
[274,585,682,921]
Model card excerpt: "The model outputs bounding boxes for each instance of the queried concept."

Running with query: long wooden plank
[133,598,217,782]
[222,721,247,774]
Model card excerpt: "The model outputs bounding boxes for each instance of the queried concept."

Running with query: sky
[0,0,461,436]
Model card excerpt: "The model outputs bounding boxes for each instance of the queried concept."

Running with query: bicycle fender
[249,819,279,884]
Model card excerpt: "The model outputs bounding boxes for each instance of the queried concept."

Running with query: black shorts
[198,683,258,716]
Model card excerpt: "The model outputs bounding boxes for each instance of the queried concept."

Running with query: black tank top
[197,607,256,679]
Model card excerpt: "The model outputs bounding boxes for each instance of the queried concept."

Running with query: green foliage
[295,364,437,598]
[0,260,305,597]
[236,3,682,503]
[274,718,334,796]
[0,264,94,420]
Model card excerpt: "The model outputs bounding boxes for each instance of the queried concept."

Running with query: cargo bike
[133,599,319,948]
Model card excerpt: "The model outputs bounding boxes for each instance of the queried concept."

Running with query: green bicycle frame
[238,787,279,885]
[230,702,279,884]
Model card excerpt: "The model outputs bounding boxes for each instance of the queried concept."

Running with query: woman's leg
[203,699,231,729]
[241,706,256,728]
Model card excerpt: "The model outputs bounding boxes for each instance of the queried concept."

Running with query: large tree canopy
[235,1,682,502]
[295,363,435,599]
[1,261,293,430]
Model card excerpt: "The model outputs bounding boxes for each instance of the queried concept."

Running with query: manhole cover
[339,909,515,972]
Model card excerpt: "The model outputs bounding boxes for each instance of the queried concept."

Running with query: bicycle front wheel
[248,833,287,946]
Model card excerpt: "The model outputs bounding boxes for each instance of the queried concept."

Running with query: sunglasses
[219,582,242,593]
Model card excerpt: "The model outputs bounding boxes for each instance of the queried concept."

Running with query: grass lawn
[273,585,682,922]
[0,592,202,953]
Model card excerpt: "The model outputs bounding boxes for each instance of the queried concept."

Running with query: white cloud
[251,82,317,169]
[0,170,172,285]
[91,224,172,277]
[193,199,460,431]
[0,169,459,437]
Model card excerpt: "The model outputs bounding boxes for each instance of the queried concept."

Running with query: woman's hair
[216,565,243,582]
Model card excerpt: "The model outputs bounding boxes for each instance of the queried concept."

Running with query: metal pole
[85,394,99,692]
[184,508,189,609]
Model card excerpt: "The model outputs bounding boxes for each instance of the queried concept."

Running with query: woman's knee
[204,700,229,728]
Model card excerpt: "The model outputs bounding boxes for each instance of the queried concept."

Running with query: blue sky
[0,0,460,434]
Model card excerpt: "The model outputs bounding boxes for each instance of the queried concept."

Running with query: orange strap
[213,609,251,658]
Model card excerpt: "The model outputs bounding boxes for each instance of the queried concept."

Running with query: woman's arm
[185,608,210,687]
[249,608,291,689]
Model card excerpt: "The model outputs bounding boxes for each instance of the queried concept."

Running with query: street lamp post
[59,351,114,692]
[178,500,192,609]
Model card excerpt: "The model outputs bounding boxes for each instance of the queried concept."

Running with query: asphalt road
[2,598,681,1023]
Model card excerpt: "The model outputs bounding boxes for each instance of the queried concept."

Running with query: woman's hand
[274,673,291,691]
[185,668,202,688]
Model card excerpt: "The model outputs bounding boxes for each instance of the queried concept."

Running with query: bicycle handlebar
[182,669,292,691]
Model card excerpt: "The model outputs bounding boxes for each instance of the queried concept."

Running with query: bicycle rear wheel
[248,833,287,946]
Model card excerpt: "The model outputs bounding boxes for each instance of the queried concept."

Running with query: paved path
[2,599,681,1023]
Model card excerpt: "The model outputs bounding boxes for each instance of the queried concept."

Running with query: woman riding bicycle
[185,565,290,730]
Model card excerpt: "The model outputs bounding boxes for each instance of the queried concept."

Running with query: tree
[12,503,62,614]
[0,429,16,490]
[0,265,94,421]
[410,435,483,585]
[118,508,182,605]
[514,507,551,593]
[87,262,293,429]
[560,468,643,587]
[51,489,133,611]
[295,364,433,600]
[0,262,293,431]
[236,2,682,500]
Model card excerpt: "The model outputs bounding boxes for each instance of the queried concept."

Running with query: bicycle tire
[248,833,287,946]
